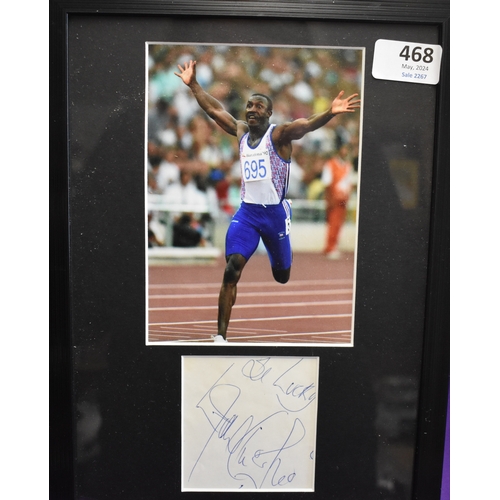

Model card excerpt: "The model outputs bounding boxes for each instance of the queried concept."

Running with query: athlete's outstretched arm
[276,90,361,143]
[175,60,238,136]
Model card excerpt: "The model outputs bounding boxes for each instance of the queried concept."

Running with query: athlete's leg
[217,253,247,339]
[262,200,293,285]
[217,203,260,339]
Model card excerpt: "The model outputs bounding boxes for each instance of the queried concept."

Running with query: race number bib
[241,151,272,182]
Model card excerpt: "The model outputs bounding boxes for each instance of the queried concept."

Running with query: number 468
[399,45,434,63]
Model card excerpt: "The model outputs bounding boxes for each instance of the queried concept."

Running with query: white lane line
[157,325,212,332]
[149,300,352,312]
[148,278,353,290]
[148,330,352,342]
[149,313,351,326]
[149,288,353,300]
[227,330,353,341]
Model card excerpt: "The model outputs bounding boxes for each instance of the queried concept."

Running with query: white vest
[239,124,290,205]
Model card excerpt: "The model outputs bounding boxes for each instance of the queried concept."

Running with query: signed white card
[181,356,320,492]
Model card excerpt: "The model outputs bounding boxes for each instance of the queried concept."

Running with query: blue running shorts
[225,200,292,270]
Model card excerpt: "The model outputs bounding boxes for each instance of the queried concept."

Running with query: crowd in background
[146,44,362,247]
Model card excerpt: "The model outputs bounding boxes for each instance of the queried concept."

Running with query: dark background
[50,2,449,499]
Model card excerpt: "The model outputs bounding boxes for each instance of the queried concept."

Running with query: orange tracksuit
[323,156,353,254]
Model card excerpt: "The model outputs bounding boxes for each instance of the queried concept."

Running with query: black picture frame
[50,1,450,499]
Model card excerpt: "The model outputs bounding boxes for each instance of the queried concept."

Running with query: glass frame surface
[50,1,450,499]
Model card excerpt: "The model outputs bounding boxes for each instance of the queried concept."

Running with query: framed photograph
[146,41,364,347]
[51,1,449,499]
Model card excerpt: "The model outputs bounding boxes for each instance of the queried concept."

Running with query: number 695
[244,159,267,180]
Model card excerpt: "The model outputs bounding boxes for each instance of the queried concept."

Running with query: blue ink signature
[242,357,317,412]
[188,358,316,489]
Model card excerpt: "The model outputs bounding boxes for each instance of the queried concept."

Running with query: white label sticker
[372,39,443,85]
[241,152,272,182]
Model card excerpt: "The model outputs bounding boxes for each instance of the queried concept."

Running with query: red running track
[147,251,355,346]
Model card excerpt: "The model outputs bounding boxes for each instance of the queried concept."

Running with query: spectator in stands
[148,212,164,247]
[321,143,354,259]
[148,152,180,194]
[157,148,181,191]
[148,98,172,145]
[164,169,207,208]
[172,213,205,248]
[164,169,214,247]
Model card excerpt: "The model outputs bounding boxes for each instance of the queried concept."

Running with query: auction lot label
[372,39,443,85]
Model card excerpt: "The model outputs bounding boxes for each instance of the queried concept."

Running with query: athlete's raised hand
[330,90,361,115]
[174,58,239,137]
[174,59,197,86]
